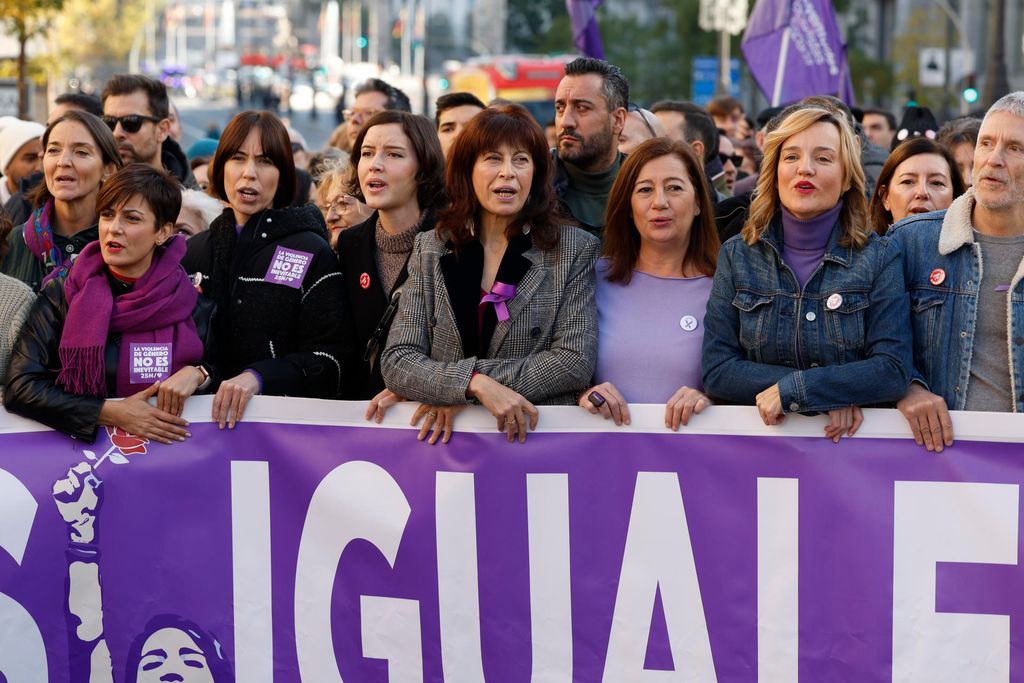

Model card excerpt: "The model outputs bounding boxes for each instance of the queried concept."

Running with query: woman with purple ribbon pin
[1,110,123,291]
[6,164,216,443]
[182,111,345,429]
[578,138,720,430]
[381,103,600,444]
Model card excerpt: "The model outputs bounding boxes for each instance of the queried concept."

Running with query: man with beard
[101,74,195,187]
[552,57,628,236]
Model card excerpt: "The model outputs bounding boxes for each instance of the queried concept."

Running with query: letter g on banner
[294,461,419,682]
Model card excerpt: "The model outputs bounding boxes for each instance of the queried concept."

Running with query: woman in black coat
[182,111,345,428]
[335,110,445,406]
[7,165,215,442]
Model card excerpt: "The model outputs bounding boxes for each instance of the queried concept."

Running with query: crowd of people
[0,58,1021,454]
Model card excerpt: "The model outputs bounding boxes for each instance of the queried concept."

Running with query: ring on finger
[427,410,437,419]
[587,390,606,408]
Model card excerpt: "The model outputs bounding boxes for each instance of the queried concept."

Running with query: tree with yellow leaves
[0,0,61,117]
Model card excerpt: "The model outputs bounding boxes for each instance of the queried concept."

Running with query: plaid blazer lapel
[487,247,544,356]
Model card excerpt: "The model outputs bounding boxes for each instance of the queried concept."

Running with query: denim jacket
[701,214,912,412]
[887,189,1024,412]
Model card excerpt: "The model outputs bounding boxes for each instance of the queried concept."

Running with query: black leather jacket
[4,276,217,441]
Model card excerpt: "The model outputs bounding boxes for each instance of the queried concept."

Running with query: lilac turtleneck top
[780,201,843,288]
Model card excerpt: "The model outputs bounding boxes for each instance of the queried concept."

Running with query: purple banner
[566,0,605,60]
[0,399,1022,681]
[741,0,856,106]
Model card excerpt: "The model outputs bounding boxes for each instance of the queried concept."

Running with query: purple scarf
[22,200,75,286]
[56,235,203,398]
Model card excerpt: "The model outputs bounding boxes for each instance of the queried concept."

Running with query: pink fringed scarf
[56,235,203,398]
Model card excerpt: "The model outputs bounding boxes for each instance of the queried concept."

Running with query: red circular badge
[929,268,946,286]
[359,272,370,289]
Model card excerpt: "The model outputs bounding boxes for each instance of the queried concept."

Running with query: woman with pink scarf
[6,164,215,443]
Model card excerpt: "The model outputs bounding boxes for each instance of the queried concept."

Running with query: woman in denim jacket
[701,106,913,440]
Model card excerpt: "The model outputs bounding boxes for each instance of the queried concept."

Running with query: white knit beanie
[0,117,45,175]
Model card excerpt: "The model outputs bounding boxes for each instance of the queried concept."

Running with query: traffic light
[357,36,368,49]
[962,74,979,104]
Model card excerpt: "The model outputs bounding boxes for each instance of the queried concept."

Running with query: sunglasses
[627,102,659,138]
[102,114,162,134]
[719,152,744,167]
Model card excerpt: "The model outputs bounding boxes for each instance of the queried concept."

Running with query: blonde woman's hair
[317,157,351,204]
[742,106,869,249]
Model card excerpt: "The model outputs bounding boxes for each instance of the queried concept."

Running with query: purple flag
[567,0,605,59]
[741,0,856,106]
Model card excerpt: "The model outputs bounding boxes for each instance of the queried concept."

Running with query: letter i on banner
[757,478,799,683]
[231,462,274,683]
[892,481,1018,683]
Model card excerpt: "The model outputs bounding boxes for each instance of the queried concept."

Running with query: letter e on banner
[893,481,1018,682]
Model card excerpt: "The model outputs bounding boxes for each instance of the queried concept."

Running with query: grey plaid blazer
[381,226,600,405]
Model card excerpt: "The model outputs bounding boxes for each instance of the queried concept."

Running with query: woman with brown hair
[182,110,345,428]
[868,137,965,234]
[1,110,123,291]
[701,106,912,441]
[380,103,600,444]
[7,164,214,441]
[578,138,719,429]
[336,110,445,404]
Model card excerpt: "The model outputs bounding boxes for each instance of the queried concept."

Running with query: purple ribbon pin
[481,282,517,322]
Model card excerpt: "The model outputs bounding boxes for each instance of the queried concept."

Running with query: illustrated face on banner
[136,627,215,683]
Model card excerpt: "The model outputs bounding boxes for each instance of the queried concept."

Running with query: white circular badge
[826,293,843,310]
[679,315,698,332]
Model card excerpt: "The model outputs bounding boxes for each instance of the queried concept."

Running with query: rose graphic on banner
[80,426,150,473]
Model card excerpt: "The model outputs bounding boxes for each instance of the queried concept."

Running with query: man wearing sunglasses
[101,74,195,188]
[717,133,740,197]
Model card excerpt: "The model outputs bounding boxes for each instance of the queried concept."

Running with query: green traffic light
[358,36,369,49]
[963,87,979,104]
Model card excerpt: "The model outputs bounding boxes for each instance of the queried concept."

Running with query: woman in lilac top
[701,106,912,441]
[578,138,720,430]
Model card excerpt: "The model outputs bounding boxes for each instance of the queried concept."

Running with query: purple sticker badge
[129,343,172,384]
[264,246,314,289]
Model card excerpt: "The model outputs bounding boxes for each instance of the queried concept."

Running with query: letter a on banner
[603,472,716,681]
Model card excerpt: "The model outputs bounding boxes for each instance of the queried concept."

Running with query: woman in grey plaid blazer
[380,104,600,443]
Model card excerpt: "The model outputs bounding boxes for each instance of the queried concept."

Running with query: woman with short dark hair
[1,110,123,291]
[182,110,345,428]
[380,103,599,444]
[868,137,965,234]
[6,164,214,442]
[336,110,445,404]
[579,138,719,429]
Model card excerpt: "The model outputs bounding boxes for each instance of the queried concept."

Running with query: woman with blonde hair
[701,106,912,441]
[316,159,371,247]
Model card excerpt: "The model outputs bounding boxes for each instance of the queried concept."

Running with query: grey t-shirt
[965,231,1024,411]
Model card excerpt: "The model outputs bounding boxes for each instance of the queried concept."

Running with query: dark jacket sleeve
[4,279,104,441]
[246,241,347,398]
